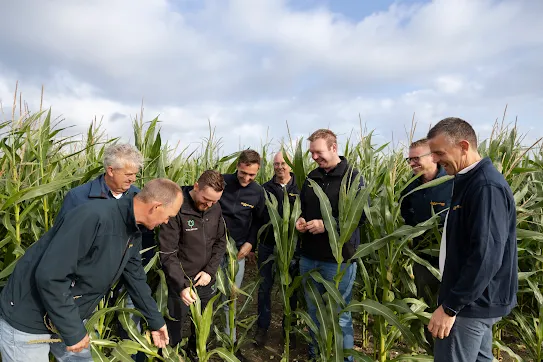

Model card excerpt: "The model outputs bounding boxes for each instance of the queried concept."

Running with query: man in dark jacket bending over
[0,178,183,362]
[158,170,226,359]
[427,117,518,362]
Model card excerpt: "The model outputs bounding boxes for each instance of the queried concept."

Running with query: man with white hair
[56,143,144,220]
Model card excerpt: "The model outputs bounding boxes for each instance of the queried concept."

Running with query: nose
[312,153,318,160]
[409,159,417,166]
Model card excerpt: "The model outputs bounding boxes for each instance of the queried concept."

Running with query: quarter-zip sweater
[299,157,367,262]
[0,196,165,346]
[219,173,266,248]
[158,187,227,294]
[439,157,518,318]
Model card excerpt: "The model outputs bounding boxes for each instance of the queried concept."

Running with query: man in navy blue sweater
[426,118,518,362]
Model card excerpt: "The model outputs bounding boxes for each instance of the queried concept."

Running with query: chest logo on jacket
[430,201,445,207]
[241,202,254,208]
[186,219,198,232]
[453,204,462,211]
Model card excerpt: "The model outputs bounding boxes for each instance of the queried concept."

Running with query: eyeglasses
[405,152,432,163]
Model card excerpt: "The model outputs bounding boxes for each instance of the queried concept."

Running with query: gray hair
[103,143,144,170]
[136,178,182,206]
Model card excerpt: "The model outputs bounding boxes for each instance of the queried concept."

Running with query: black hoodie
[299,157,367,262]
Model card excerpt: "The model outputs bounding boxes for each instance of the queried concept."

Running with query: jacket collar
[454,157,492,184]
[89,174,136,199]
[116,195,140,234]
[271,172,296,187]
[308,156,349,179]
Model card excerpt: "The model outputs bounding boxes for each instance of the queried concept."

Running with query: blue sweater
[440,157,518,318]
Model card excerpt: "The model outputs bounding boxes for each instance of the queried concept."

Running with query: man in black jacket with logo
[254,151,299,347]
[219,149,265,361]
[158,170,226,359]
[426,118,518,362]
[295,129,367,362]
[0,179,182,362]
[400,138,453,350]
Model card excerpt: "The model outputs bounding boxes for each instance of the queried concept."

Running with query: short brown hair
[308,129,337,148]
[409,138,429,149]
[136,178,182,206]
[238,149,261,166]
[197,170,225,192]
[427,117,478,148]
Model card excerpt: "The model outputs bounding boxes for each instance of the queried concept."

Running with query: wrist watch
[442,305,458,317]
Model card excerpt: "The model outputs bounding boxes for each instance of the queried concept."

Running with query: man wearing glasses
[400,138,453,351]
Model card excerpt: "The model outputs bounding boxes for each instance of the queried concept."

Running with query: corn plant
[214,233,259,357]
[189,290,239,361]
[263,189,302,361]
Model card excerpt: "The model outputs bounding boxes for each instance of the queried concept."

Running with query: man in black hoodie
[219,149,265,362]
[426,118,518,362]
[254,151,299,347]
[158,170,226,360]
[295,129,366,362]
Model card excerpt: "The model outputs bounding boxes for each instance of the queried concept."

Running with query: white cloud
[1,0,542,156]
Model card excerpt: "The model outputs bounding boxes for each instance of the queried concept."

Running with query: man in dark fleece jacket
[427,118,518,362]
[295,129,367,362]
[219,149,265,362]
[0,178,183,362]
[158,170,226,357]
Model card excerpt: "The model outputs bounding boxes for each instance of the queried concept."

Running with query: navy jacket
[0,196,164,345]
[299,157,367,262]
[260,173,300,247]
[400,166,453,228]
[55,174,155,263]
[440,157,518,318]
[219,173,266,248]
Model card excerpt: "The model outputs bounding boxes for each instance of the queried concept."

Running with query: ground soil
[198,259,528,362]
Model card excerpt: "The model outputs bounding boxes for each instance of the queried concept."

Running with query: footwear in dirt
[254,327,268,347]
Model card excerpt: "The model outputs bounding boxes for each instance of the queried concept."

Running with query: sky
[1,0,542,156]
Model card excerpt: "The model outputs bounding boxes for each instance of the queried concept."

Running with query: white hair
[103,143,144,170]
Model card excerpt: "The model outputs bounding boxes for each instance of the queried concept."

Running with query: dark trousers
[413,262,440,350]
[257,243,299,330]
[166,283,215,348]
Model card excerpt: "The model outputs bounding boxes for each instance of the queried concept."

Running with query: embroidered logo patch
[185,219,198,231]
[241,202,254,208]
[430,201,445,207]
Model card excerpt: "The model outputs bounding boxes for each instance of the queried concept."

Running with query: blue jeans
[434,316,501,362]
[299,257,357,362]
[222,255,246,341]
[0,317,92,362]
[257,243,299,331]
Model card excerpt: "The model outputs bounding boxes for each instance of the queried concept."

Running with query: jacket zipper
[84,236,133,316]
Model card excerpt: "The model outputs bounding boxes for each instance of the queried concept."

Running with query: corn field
[0,96,542,362]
